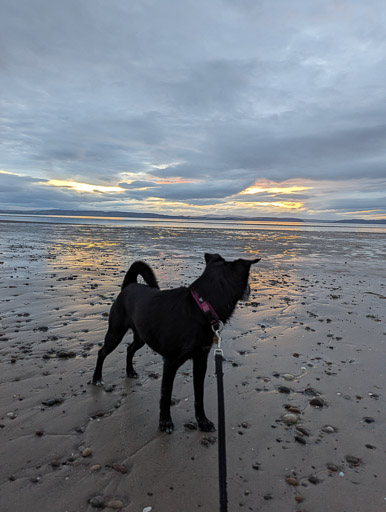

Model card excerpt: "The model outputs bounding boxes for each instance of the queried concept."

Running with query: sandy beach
[0,220,385,512]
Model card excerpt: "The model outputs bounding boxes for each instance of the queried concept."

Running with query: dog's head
[204,253,260,301]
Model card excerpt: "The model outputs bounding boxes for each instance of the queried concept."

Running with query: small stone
[282,374,295,381]
[296,426,310,436]
[309,397,324,407]
[295,495,304,503]
[90,465,101,472]
[322,425,335,433]
[7,412,17,419]
[365,444,376,450]
[345,455,361,466]
[287,406,301,414]
[263,494,273,501]
[111,463,128,474]
[142,507,152,512]
[308,475,320,485]
[42,397,63,407]
[252,463,261,470]
[295,435,306,445]
[107,500,123,509]
[89,496,105,508]
[286,477,299,486]
[200,435,216,447]
[104,384,114,392]
[278,385,292,394]
[282,413,298,426]
[327,464,338,472]
[184,422,197,430]
[363,416,375,423]
[35,430,45,436]
[82,448,92,457]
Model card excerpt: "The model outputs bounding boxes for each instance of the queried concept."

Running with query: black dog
[93,253,260,433]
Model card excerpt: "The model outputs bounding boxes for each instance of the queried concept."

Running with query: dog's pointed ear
[240,257,261,266]
[205,253,223,264]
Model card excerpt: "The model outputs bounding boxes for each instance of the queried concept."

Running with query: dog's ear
[239,257,260,266]
[205,253,223,264]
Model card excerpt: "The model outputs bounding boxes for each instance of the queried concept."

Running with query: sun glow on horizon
[43,179,125,194]
[239,181,311,196]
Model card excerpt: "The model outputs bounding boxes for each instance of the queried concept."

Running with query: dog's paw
[126,369,139,379]
[198,418,216,432]
[92,378,104,387]
[159,418,174,434]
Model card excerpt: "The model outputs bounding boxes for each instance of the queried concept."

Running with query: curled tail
[121,261,159,291]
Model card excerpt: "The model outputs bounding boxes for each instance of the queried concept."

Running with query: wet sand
[0,221,385,512]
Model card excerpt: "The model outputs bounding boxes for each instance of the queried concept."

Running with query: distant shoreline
[0,208,385,225]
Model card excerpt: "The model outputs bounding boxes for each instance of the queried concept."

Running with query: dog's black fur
[92,253,260,433]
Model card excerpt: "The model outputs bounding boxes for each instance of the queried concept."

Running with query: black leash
[214,326,228,512]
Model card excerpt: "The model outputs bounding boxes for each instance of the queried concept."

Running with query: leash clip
[212,321,224,349]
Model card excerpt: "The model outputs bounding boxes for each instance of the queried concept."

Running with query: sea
[0,212,385,234]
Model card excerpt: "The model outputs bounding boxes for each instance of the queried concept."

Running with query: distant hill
[0,209,385,224]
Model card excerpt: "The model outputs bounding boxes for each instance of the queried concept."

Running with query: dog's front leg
[159,358,183,434]
[193,350,215,432]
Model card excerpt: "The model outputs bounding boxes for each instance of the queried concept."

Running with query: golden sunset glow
[234,200,304,210]
[43,180,125,194]
[239,182,311,196]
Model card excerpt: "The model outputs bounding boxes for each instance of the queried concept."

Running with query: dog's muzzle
[241,284,251,301]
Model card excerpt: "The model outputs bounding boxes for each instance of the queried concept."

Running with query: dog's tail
[121,261,159,291]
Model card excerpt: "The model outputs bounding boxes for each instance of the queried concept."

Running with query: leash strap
[215,348,228,512]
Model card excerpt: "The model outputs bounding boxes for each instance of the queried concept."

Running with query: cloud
[1,0,386,218]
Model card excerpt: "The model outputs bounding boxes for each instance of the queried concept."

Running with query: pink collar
[190,289,220,330]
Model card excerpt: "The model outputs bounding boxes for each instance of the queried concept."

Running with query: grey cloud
[1,0,386,217]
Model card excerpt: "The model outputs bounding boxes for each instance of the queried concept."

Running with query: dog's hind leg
[193,350,215,432]
[92,326,128,386]
[126,330,145,378]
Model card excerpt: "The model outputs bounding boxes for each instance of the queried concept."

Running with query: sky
[1,0,386,220]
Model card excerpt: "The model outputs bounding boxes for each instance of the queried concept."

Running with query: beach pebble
[111,463,128,474]
[309,397,324,407]
[327,464,339,472]
[57,350,76,358]
[286,477,299,486]
[296,426,310,437]
[104,384,114,392]
[82,447,92,457]
[42,397,63,407]
[200,435,216,447]
[184,422,197,430]
[90,465,101,472]
[277,385,292,394]
[345,455,361,466]
[295,495,304,503]
[295,435,306,445]
[282,374,295,381]
[287,406,301,414]
[7,412,17,419]
[363,416,375,423]
[143,507,152,512]
[107,499,124,509]
[89,496,105,508]
[322,425,336,433]
[282,413,298,426]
